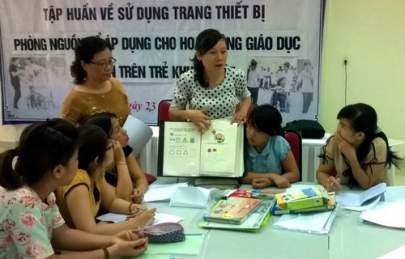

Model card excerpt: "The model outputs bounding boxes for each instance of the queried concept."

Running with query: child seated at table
[0,119,148,258]
[56,124,155,235]
[241,105,300,188]
[317,103,401,191]
[82,112,149,204]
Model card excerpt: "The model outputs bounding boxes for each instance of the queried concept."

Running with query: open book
[158,118,244,178]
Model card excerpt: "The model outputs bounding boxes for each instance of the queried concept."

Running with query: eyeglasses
[89,57,117,68]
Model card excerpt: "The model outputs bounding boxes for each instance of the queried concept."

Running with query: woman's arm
[233,96,252,124]
[112,141,133,201]
[49,228,148,259]
[339,139,388,189]
[279,151,300,183]
[316,160,340,192]
[126,153,148,199]
[65,185,149,235]
[52,224,113,251]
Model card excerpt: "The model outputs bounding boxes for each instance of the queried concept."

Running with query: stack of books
[272,186,336,215]
[199,197,273,232]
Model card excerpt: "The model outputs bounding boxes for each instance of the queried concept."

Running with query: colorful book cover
[204,197,262,224]
[275,186,329,210]
[229,189,281,200]
[272,191,336,215]
[199,200,273,231]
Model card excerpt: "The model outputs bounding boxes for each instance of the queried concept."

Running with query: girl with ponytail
[0,119,148,258]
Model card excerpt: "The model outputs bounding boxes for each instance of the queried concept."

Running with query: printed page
[162,122,201,176]
[199,119,243,177]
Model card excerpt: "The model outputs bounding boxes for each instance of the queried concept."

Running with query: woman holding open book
[169,28,252,131]
[242,105,300,188]
[56,124,155,235]
[317,103,401,191]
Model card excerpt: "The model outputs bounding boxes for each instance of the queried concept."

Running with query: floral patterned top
[0,186,65,258]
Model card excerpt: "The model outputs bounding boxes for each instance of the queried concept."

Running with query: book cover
[199,200,273,231]
[160,118,244,178]
[204,197,262,224]
[275,186,329,211]
[272,191,336,215]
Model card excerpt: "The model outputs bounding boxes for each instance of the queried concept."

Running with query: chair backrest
[284,130,302,180]
[158,99,171,123]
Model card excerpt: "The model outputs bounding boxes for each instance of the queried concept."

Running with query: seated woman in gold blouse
[317,103,401,191]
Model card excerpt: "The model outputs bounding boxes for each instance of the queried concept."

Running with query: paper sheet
[378,245,405,259]
[144,182,188,202]
[274,211,336,234]
[343,195,381,211]
[336,183,386,207]
[97,212,183,224]
[123,115,153,155]
[360,201,405,228]
[170,186,223,208]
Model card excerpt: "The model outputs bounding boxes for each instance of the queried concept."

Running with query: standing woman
[0,119,147,258]
[61,36,130,126]
[317,103,401,191]
[169,29,251,131]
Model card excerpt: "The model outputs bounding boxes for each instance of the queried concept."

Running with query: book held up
[158,118,244,178]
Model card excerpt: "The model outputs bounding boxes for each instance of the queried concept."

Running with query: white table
[139,182,405,259]
[139,127,405,184]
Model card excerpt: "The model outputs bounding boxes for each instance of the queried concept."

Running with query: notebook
[204,197,262,224]
[199,200,273,232]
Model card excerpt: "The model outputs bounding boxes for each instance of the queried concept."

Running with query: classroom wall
[1,0,405,165]
[320,0,405,171]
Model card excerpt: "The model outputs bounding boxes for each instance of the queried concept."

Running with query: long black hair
[77,124,109,172]
[322,103,401,186]
[248,104,283,136]
[81,112,116,138]
[70,36,112,84]
[192,29,226,88]
[0,119,78,190]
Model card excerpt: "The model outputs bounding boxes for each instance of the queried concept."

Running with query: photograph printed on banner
[245,57,316,121]
[5,56,69,120]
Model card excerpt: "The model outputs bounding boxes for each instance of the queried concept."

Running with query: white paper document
[274,211,336,234]
[336,183,386,207]
[378,245,405,259]
[360,201,405,228]
[169,186,224,208]
[343,195,381,211]
[123,115,153,155]
[143,182,188,202]
[97,212,183,224]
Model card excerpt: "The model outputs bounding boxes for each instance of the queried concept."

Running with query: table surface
[140,180,405,259]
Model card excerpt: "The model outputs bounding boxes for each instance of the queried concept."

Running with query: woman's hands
[127,207,156,227]
[187,110,210,131]
[113,140,126,164]
[109,229,148,257]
